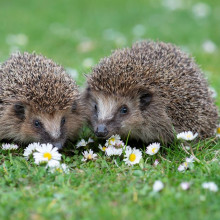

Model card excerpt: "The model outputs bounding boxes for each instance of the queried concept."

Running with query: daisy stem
[206,150,220,163]
[125,130,131,146]
[181,143,190,155]
[159,154,171,163]
[113,159,120,168]
[190,145,201,163]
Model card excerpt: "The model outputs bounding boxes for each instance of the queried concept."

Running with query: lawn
[0,0,219,219]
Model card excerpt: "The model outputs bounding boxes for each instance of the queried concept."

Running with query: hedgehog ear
[139,91,153,110]
[14,103,26,120]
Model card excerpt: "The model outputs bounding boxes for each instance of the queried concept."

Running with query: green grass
[0,139,219,220]
[0,0,220,219]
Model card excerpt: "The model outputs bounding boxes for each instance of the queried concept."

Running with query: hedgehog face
[85,89,155,140]
[0,52,85,148]
[2,101,83,149]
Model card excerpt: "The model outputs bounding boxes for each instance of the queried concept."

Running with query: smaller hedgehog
[0,52,85,149]
[84,41,219,144]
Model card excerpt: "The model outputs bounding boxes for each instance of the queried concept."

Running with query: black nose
[95,124,108,137]
[53,142,63,149]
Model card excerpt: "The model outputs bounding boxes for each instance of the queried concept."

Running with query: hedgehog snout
[53,142,63,149]
[95,124,109,137]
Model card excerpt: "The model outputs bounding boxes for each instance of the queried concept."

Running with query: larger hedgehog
[0,52,84,149]
[84,41,219,144]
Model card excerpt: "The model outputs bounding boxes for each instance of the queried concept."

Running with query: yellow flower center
[217,127,220,134]
[87,154,92,160]
[152,147,157,153]
[102,147,107,151]
[108,138,115,145]
[43,152,52,160]
[184,162,188,167]
[129,153,136,162]
[186,134,192,139]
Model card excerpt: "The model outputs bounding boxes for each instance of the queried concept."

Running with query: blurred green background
[0,0,219,102]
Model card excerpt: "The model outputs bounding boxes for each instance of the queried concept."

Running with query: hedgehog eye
[61,117,66,126]
[94,104,98,112]
[94,103,98,117]
[120,106,128,115]
[34,120,41,128]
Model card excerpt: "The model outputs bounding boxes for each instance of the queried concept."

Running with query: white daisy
[180,182,191,190]
[104,147,114,156]
[202,182,218,192]
[98,144,108,152]
[60,163,69,173]
[122,145,132,151]
[114,140,125,148]
[153,180,164,192]
[123,148,142,166]
[178,161,189,172]
[186,155,195,163]
[82,149,97,161]
[47,160,60,168]
[49,163,69,174]
[105,146,123,157]
[33,143,61,165]
[76,139,87,148]
[146,142,160,155]
[59,163,69,173]
[87,138,94,143]
[153,159,159,166]
[178,155,195,172]
[2,143,19,150]
[106,134,121,147]
[23,142,41,159]
[177,131,198,141]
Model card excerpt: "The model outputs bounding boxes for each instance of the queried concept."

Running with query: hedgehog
[0,52,85,149]
[83,41,219,144]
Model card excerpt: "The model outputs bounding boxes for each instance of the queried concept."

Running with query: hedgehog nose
[53,142,63,149]
[95,124,108,137]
